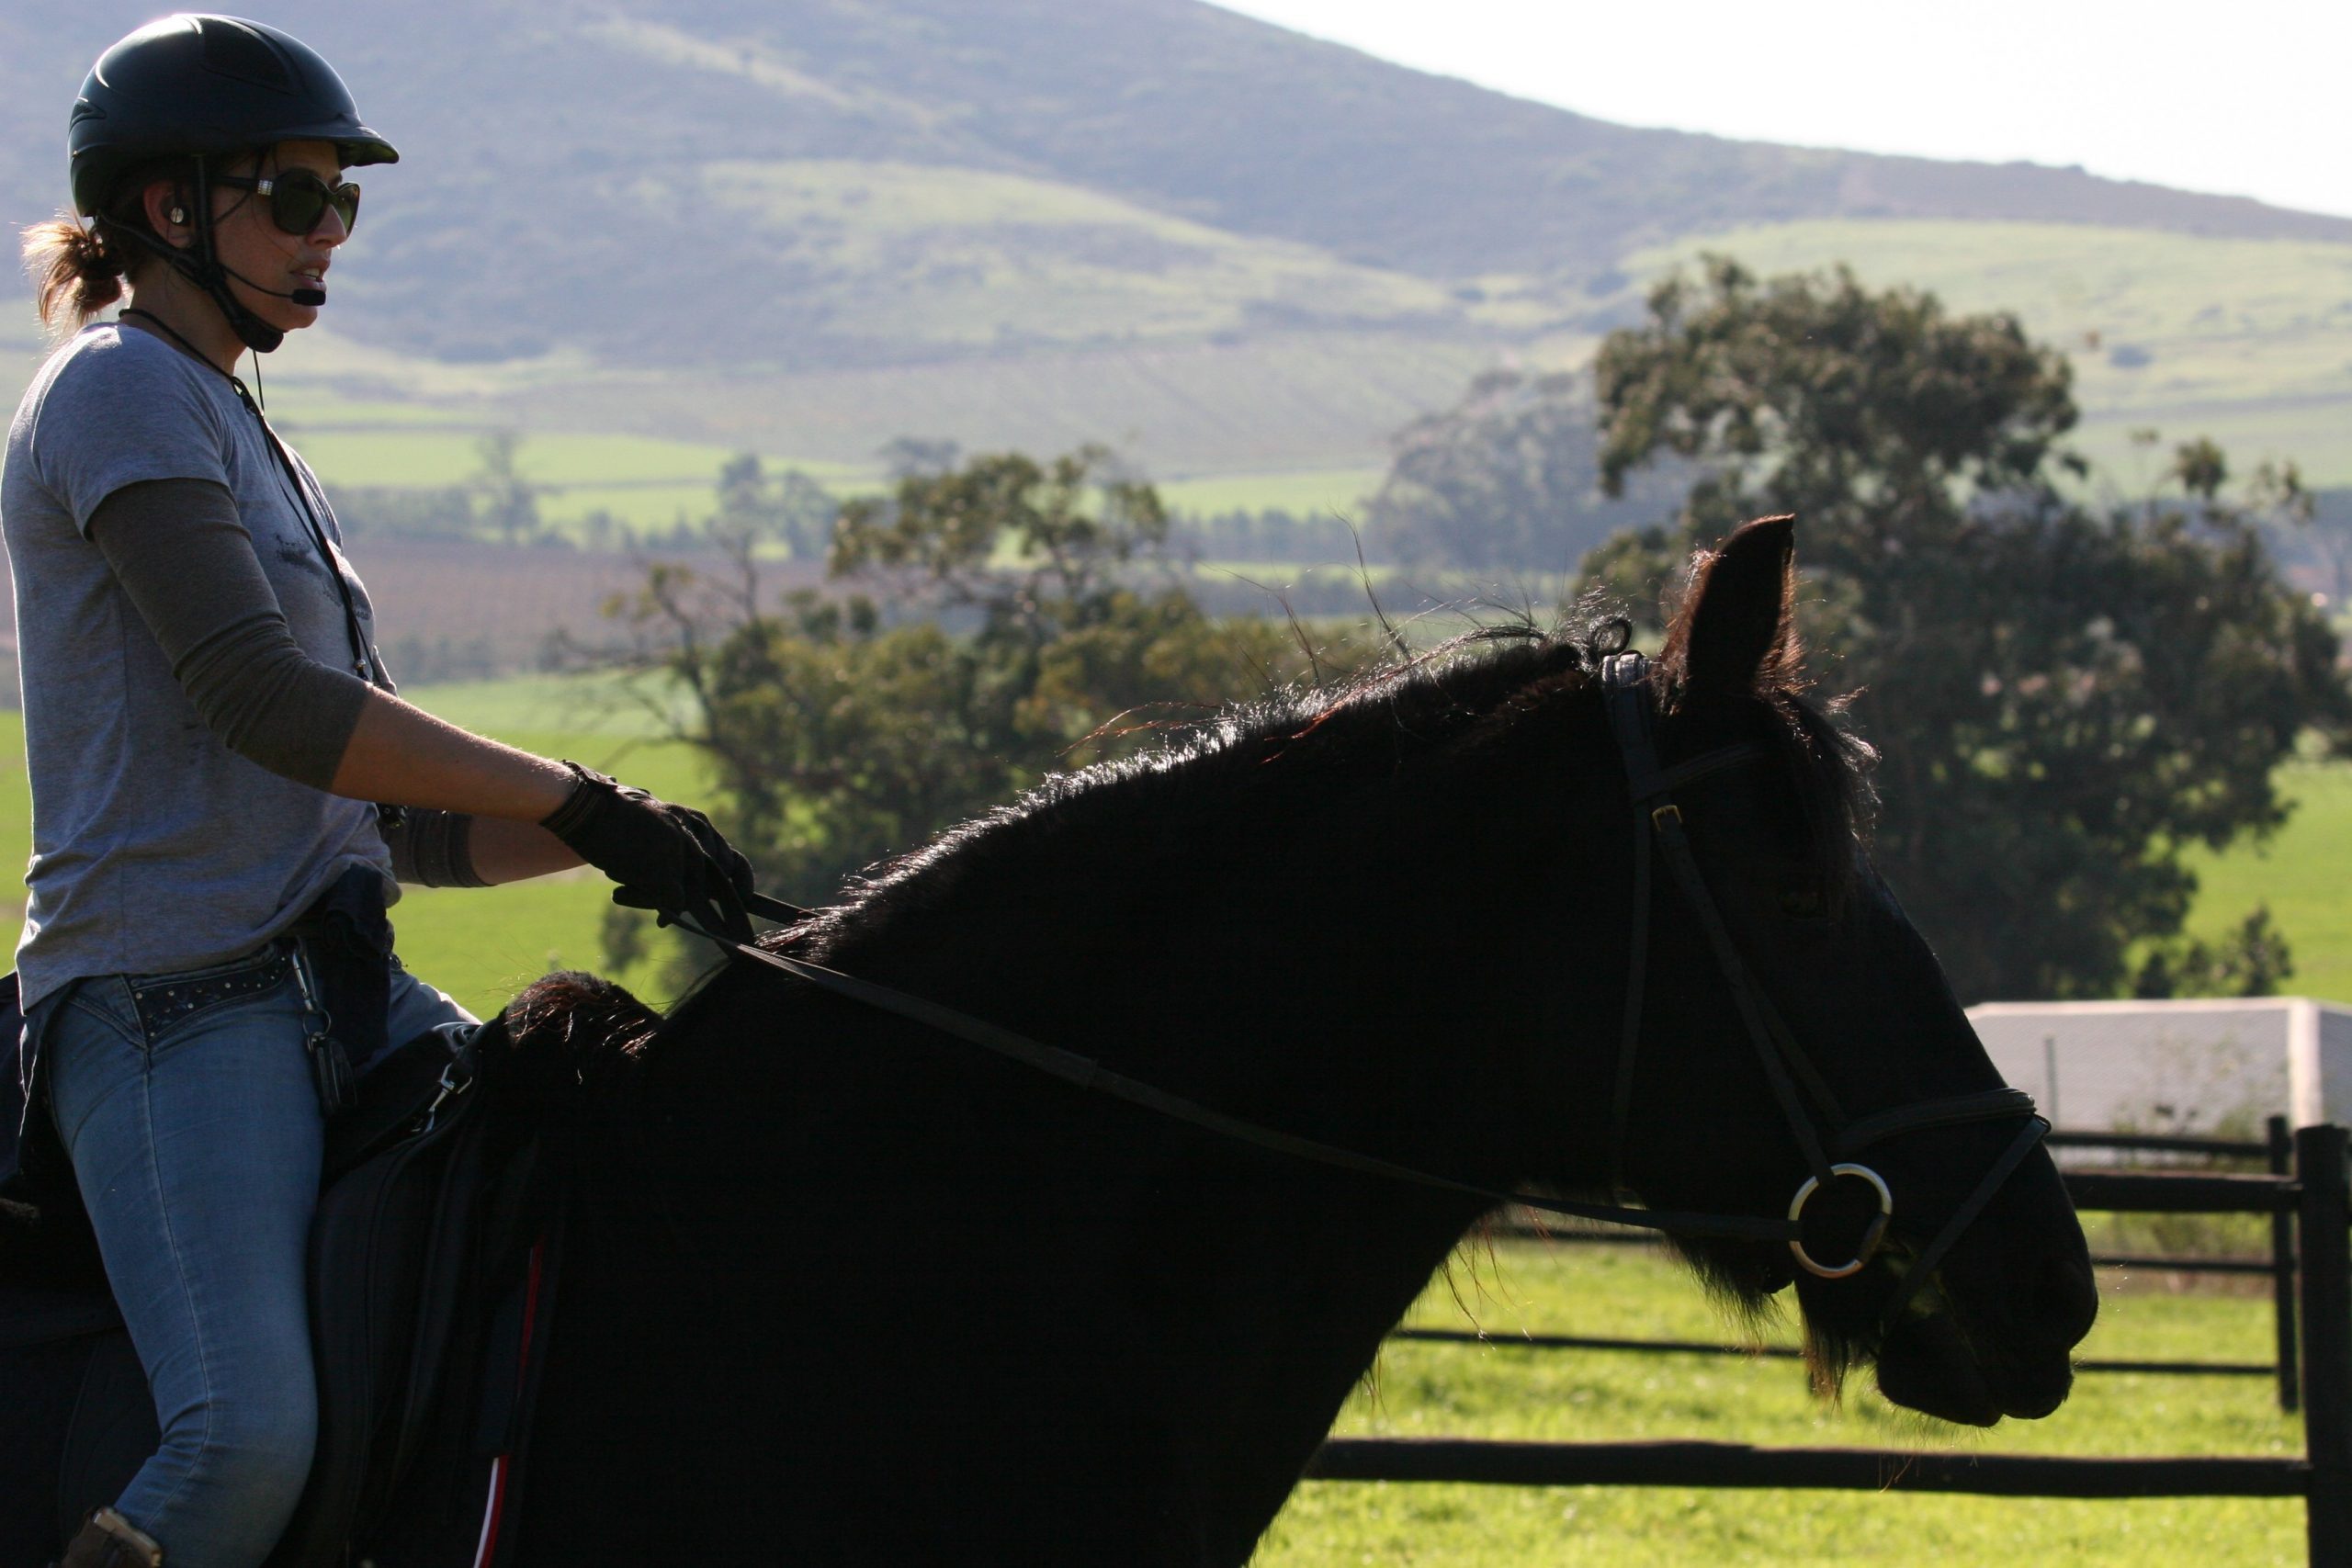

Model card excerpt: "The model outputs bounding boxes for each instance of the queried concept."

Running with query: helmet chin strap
[187,160,289,354]
[126,156,294,354]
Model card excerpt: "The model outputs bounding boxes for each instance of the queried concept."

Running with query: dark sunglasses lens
[271,175,359,235]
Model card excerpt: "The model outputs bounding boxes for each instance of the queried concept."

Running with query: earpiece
[168,208,186,225]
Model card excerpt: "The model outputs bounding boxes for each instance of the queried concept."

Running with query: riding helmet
[69,14,398,217]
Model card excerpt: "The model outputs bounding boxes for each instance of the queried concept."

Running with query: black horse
[12,517,2099,1564]
[485,517,2095,1562]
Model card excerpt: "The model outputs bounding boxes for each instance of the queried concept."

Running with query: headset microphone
[220,263,325,308]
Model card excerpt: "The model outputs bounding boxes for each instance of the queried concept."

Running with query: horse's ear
[1666,514,1798,696]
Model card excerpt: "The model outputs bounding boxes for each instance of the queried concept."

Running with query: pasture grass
[1254,1242,2305,1565]
[288,412,1384,534]
[2166,759,2352,1006]
[286,423,876,534]
[1158,467,1386,522]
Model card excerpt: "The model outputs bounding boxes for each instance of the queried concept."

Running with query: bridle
[1596,650,2047,1320]
[695,649,2049,1330]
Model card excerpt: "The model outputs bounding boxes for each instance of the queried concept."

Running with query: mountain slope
[4,0,2345,375]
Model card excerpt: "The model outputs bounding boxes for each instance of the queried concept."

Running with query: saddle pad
[266,1025,497,1566]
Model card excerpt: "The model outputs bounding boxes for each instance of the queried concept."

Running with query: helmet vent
[197,18,297,94]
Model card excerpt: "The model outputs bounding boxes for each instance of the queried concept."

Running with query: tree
[2132,905,2294,999]
[1591,258,2351,1002]
[470,428,541,546]
[713,453,835,563]
[1365,368,1690,572]
[604,446,1316,915]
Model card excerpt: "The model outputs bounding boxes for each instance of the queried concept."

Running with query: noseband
[704,651,2049,1330]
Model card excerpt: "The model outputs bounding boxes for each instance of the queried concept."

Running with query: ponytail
[24,217,130,334]
[23,157,200,337]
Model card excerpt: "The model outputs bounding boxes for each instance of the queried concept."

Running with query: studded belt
[127,946,296,1038]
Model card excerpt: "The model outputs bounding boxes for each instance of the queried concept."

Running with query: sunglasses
[210,169,362,236]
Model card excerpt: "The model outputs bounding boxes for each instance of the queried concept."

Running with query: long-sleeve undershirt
[86,475,483,886]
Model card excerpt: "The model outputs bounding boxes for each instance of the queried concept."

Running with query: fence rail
[1486,1115,2305,1410]
[1321,1121,2352,1565]
[1384,1326,2278,1381]
[1307,1438,2312,1498]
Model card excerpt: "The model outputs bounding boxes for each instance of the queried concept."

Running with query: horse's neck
[1144,1175,1487,1551]
[565,963,1496,1557]
[559,699,1634,1551]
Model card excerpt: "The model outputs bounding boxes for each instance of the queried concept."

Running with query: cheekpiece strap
[1600,653,1656,1194]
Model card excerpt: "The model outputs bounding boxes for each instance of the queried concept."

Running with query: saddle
[1,995,562,1567]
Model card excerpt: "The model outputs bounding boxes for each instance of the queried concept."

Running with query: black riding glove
[539,762,756,943]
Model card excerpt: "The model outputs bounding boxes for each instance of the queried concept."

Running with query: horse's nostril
[2039,1252,2100,1345]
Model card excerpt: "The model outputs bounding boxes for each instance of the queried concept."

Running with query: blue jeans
[39,946,473,1568]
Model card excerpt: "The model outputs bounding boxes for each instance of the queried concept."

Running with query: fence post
[2296,1123,2351,1563]
[2274,1114,2301,1414]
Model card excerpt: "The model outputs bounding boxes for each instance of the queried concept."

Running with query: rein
[690,653,2048,1324]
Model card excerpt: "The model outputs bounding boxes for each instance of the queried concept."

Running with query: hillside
[6,1,2345,368]
[5,1,2348,489]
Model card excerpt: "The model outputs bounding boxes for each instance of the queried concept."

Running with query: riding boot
[54,1508,164,1568]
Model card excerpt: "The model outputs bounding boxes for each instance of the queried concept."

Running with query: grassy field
[0,319,1486,503]
[1255,1241,2304,1565]
[1158,466,1386,521]
[2170,759,2352,1006]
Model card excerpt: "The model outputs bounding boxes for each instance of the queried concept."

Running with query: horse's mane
[799,598,1876,956]
[798,614,1599,956]
[508,595,1876,1077]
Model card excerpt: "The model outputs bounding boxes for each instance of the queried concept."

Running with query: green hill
[6,1,2349,491]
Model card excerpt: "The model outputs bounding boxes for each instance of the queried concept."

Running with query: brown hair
[24,217,133,335]
[22,158,201,336]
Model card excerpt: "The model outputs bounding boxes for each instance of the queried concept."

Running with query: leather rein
[690,650,2048,1327]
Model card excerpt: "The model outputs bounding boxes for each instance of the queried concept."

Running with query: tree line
[582,257,2348,1005]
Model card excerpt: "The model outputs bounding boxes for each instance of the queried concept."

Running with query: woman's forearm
[330,686,575,820]
[466,816,585,884]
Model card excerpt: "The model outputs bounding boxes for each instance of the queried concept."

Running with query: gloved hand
[539,762,756,943]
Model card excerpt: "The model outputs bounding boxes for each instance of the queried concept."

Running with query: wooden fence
[1307,1121,2352,1564]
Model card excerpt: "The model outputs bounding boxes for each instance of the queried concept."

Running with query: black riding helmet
[68,14,396,351]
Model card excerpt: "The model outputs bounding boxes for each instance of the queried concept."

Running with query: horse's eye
[1780,882,1827,920]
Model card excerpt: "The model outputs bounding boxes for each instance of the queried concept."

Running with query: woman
[6,17,753,1566]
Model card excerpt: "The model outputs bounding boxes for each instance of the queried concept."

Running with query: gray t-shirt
[2,321,396,1008]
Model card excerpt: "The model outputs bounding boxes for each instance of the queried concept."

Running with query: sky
[1213,1,2352,221]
